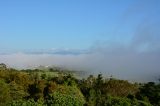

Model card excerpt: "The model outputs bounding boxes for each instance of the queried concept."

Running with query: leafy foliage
[47,85,85,106]
[0,79,11,106]
[0,64,158,106]
[9,99,45,106]
[136,82,160,106]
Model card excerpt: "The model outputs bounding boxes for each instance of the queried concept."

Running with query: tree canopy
[0,64,159,106]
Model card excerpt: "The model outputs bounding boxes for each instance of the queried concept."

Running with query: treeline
[0,63,160,106]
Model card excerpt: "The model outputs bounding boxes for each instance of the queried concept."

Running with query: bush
[46,85,85,106]
[9,99,45,106]
[91,95,152,106]
[0,79,11,106]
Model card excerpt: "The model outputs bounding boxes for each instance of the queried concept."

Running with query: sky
[0,0,160,82]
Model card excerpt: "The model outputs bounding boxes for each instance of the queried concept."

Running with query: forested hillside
[0,63,160,106]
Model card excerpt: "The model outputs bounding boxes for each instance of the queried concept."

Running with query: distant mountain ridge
[0,48,90,55]
[27,48,90,55]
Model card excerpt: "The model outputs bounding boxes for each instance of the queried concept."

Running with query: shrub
[46,85,85,106]
[0,79,11,106]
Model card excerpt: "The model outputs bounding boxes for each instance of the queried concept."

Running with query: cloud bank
[0,27,160,82]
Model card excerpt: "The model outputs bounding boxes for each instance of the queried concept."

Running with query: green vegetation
[0,63,159,106]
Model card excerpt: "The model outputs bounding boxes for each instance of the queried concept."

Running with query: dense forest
[0,63,160,106]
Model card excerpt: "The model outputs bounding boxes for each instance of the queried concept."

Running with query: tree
[9,99,45,106]
[0,79,11,106]
[103,79,138,97]
[136,82,160,105]
[0,63,7,70]
[28,80,46,101]
[46,85,85,106]
[9,81,28,100]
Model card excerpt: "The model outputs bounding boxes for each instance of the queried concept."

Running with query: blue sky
[0,0,159,52]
